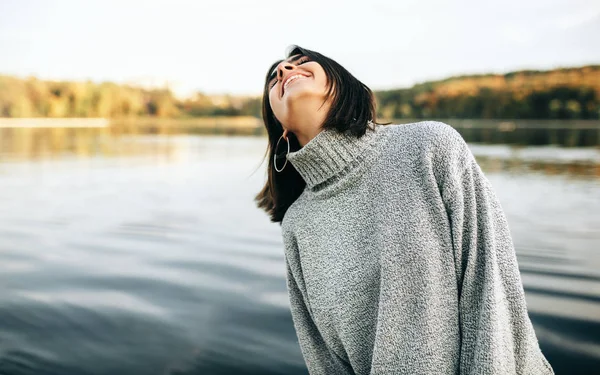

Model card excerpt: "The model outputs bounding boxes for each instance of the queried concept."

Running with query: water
[0,130,599,374]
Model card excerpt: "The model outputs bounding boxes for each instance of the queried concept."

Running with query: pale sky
[0,0,598,98]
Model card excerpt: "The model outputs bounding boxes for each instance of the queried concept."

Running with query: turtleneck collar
[286,124,385,189]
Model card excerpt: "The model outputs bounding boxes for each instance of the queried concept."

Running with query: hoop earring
[273,134,290,172]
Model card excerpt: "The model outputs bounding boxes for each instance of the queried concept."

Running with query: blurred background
[0,0,598,374]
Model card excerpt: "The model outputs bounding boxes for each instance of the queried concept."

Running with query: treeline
[376,65,600,120]
[0,75,260,118]
[1,65,598,119]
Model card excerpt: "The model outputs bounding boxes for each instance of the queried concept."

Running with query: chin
[284,92,313,114]
[284,87,320,105]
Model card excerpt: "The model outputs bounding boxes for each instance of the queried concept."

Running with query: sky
[0,0,598,98]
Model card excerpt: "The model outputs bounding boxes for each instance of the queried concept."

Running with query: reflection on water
[0,127,177,161]
[2,126,599,179]
[0,125,599,375]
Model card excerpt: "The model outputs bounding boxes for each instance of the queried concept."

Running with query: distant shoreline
[1,117,599,129]
[0,118,109,128]
[1,117,599,148]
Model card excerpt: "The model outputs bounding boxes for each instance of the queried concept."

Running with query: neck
[285,100,330,146]
[293,126,322,147]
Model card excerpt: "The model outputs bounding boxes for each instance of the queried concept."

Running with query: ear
[283,129,289,139]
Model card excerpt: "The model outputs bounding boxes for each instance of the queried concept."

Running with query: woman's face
[268,54,331,131]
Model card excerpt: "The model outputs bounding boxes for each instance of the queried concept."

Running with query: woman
[255,45,554,375]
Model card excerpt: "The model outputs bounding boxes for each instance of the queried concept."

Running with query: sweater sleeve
[282,228,355,375]
[432,123,554,374]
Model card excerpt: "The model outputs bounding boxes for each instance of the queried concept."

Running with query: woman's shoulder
[381,121,465,150]
[379,121,471,174]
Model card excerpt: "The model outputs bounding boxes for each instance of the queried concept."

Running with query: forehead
[269,54,303,77]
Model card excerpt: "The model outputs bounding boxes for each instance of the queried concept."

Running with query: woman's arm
[282,228,354,375]
[285,262,354,374]
[434,123,554,374]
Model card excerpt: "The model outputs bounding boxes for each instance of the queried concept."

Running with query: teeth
[284,75,305,91]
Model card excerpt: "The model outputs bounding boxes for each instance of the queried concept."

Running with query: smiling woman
[255,45,387,223]
[254,45,554,375]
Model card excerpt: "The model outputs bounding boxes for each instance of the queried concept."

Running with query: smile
[283,74,308,94]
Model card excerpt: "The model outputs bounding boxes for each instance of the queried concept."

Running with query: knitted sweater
[280,121,554,375]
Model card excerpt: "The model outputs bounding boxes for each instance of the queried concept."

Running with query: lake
[0,126,599,374]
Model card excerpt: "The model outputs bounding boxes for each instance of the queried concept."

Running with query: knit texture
[281,121,554,375]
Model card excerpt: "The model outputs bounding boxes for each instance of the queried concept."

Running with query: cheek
[268,90,277,108]
[323,76,331,91]
[312,73,329,94]
[268,90,282,117]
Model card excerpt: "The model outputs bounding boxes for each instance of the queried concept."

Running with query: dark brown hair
[254,45,388,224]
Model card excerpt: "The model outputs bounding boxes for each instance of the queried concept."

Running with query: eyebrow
[269,54,305,82]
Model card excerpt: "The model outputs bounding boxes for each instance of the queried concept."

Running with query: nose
[277,61,296,80]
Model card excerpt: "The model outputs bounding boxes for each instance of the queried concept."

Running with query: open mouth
[283,75,309,95]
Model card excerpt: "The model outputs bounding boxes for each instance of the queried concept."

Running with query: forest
[0,65,598,120]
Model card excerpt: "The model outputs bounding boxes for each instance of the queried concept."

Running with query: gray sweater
[280,121,554,375]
